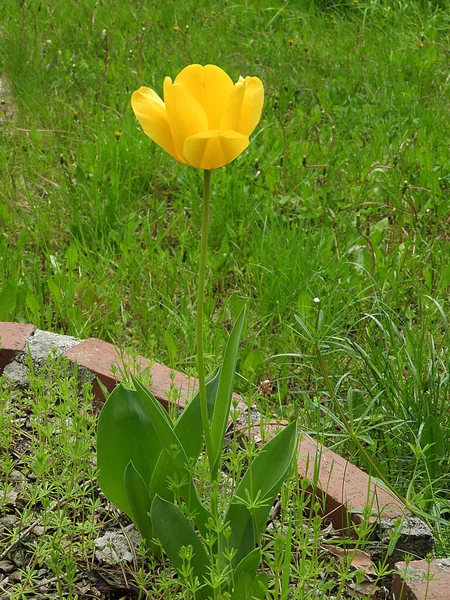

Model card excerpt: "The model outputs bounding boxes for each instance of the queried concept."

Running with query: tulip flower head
[131,64,264,170]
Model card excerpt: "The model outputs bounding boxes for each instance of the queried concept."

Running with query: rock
[94,524,141,565]
[3,362,28,389]
[22,329,81,370]
[371,515,435,565]
[0,560,14,573]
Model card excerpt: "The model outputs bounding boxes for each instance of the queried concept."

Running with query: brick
[246,423,433,562]
[246,422,405,531]
[297,431,405,531]
[0,322,35,372]
[64,337,198,409]
[392,558,450,600]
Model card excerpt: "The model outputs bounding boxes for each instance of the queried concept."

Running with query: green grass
[1,0,450,551]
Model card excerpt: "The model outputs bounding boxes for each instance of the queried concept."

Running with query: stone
[372,516,434,566]
[20,329,81,369]
[3,361,28,388]
[94,524,141,565]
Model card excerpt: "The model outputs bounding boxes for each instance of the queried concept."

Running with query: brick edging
[0,322,441,598]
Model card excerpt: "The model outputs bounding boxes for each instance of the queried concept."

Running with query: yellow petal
[163,76,209,162]
[219,81,245,132]
[183,130,249,170]
[131,87,180,162]
[174,64,235,129]
[220,76,264,136]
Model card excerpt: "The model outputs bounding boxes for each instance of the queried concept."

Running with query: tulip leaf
[224,421,298,565]
[132,376,173,428]
[151,495,212,600]
[132,377,212,535]
[174,366,220,460]
[123,461,160,556]
[230,573,268,600]
[233,547,261,583]
[97,384,162,517]
[210,305,247,479]
[149,447,212,536]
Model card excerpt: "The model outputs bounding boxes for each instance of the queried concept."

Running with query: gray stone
[3,329,82,388]
[94,524,141,565]
[21,329,81,368]
[371,515,435,565]
[3,361,28,388]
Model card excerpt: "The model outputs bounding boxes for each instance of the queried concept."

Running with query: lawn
[1,0,450,596]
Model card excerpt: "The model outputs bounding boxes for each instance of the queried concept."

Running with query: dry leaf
[322,544,376,575]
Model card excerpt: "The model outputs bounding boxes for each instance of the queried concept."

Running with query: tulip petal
[164,76,209,162]
[174,64,235,129]
[183,130,249,170]
[220,76,264,136]
[131,87,180,162]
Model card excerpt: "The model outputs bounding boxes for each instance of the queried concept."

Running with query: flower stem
[197,169,214,479]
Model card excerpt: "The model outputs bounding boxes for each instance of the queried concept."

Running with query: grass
[1,0,450,586]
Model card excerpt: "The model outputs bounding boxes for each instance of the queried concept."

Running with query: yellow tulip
[131,64,264,170]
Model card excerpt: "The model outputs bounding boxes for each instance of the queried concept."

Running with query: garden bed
[0,323,439,599]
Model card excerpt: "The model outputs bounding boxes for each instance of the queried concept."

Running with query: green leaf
[151,495,212,600]
[225,421,298,566]
[230,572,268,600]
[148,368,220,513]
[132,377,173,428]
[97,384,162,517]
[174,366,220,460]
[233,548,261,583]
[123,461,160,555]
[210,305,247,479]
[148,450,212,536]
[132,377,212,535]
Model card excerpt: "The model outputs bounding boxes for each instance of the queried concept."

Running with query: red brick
[392,558,450,600]
[64,337,198,409]
[297,432,405,531]
[245,422,405,533]
[0,322,35,372]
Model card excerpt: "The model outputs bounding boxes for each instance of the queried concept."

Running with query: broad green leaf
[97,384,162,517]
[174,367,220,460]
[149,366,219,527]
[132,377,173,428]
[224,421,298,566]
[123,461,160,556]
[222,503,256,567]
[211,305,247,478]
[233,548,261,583]
[230,572,268,600]
[149,448,212,536]
[151,495,212,600]
[253,574,269,600]
[132,377,212,534]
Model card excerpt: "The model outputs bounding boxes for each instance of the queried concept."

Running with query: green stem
[197,169,214,479]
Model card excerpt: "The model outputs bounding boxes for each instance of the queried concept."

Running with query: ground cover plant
[0,356,399,599]
[1,0,450,595]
